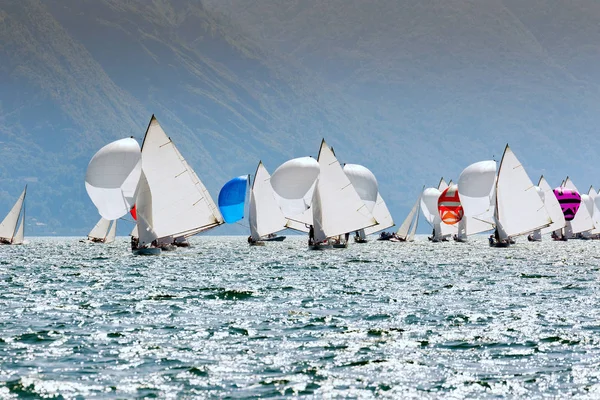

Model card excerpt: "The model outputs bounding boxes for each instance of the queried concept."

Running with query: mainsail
[140,115,223,240]
[249,162,288,240]
[363,193,394,235]
[135,171,158,247]
[397,192,421,241]
[311,140,377,242]
[538,176,566,235]
[0,186,27,244]
[563,177,593,235]
[494,145,551,240]
[88,218,112,242]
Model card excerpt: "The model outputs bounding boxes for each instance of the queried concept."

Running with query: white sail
[141,115,223,240]
[130,224,139,238]
[249,162,288,240]
[12,200,25,245]
[88,218,111,241]
[438,178,449,192]
[364,193,394,235]
[421,183,456,240]
[13,217,24,245]
[563,177,593,235]
[311,140,377,242]
[538,176,566,234]
[271,156,320,226]
[105,220,117,244]
[284,219,310,233]
[495,145,551,240]
[407,199,420,241]
[421,186,445,240]
[135,171,158,247]
[0,186,26,243]
[421,187,441,226]
[466,216,494,235]
[583,187,598,234]
[397,193,420,241]
[85,138,141,220]
[457,160,496,218]
[343,164,379,212]
[592,191,600,235]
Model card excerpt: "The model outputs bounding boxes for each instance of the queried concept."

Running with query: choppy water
[1,236,600,398]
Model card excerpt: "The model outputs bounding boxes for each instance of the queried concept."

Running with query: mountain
[205,0,600,186]
[2,0,600,235]
[0,0,360,234]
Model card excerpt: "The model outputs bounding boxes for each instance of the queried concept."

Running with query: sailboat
[0,186,27,245]
[140,115,224,248]
[489,145,552,247]
[131,171,161,255]
[310,139,378,249]
[528,176,566,241]
[363,192,394,237]
[589,187,600,239]
[562,177,594,239]
[394,191,421,242]
[343,163,381,243]
[421,178,456,242]
[84,218,117,244]
[455,160,497,242]
[248,161,289,245]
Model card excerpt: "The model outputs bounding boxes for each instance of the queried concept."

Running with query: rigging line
[236,221,250,229]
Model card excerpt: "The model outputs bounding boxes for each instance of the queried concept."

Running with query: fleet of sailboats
[9,122,599,252]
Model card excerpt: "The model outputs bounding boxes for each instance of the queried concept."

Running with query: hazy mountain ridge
[0,0,375,234]
[2,0,599,235]
[204,0,600,188]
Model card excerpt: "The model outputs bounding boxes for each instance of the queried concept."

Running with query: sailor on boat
[308,225,315,246]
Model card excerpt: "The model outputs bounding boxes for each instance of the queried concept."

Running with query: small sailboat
[248,162,289,245]
[309,140,377,249]
[455,160,496,242]
[0,186,27,245]
[343,163,381,243]
[489,145,551,247]
[394,190,421,242]
[219,163,290,245]
[562,177,593,239]
[84,218,117,244]
[421,179,455,242]
[131,171,161,255]
[140,115,224,248]
[363,192,395,237]
[528,176,566,241]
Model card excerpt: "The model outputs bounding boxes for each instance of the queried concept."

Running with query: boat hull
[263,236,286,242]
[133,247,162,256]
[249,241,266,246]
[309,242,334,250]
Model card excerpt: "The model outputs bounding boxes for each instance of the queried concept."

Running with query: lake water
[1,235,600,398]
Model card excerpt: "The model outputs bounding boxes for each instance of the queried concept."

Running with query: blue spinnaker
[218,175,249,223]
